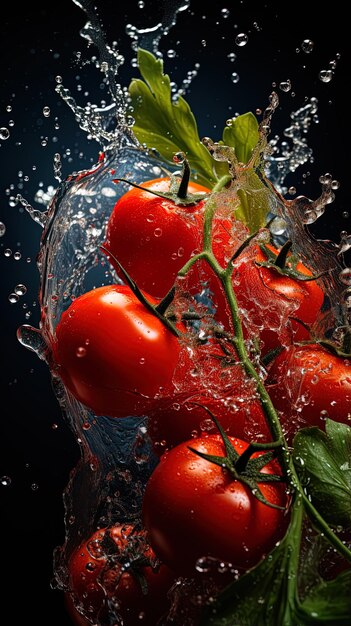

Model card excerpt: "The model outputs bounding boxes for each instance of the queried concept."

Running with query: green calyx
[188,412,285,510]
[113,153,209,207]
[257,241,324,282]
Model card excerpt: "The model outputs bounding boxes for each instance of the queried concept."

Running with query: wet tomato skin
[53,284,183,418]
[104,177,209,298]
[66,524,175,626]
[267,343,351,440]
[143,435,288,576]
[233,244,325,354]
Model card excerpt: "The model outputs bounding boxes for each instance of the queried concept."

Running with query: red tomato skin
[53,285,183,418]
[233,244,324,353]
[148,392,271,456]
[66,525,174,626]
[104,178,208,298]
[143,435,288,576]
[267,344,351,440]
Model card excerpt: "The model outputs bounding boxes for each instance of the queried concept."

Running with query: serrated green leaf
[293,419,351,528]
[222,112,259,164]
[129,49,225,188]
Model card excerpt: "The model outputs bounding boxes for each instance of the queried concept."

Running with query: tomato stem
[176,157,190,199]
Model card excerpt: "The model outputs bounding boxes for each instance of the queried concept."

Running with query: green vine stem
[177,174,351,564]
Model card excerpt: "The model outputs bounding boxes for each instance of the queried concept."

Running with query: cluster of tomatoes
[51,174,351,625]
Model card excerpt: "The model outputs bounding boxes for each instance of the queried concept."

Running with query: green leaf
[235,171,272,233]
[293,418,351,528]
[201,500,351,626]
[200,500,303,626]
[300,570,351,623]
[222,112,259,164]
[129,49,225,188]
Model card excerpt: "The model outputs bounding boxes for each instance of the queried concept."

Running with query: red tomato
[104,177,209,298]
[267,343,351,440]
[53,285,184,418]
[232,244,324,354]
[66,524,175,626]
[143,435,288,575]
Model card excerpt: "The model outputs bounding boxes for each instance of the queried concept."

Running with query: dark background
[0,1,350,623]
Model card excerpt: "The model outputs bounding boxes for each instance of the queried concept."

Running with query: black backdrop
[0,1,350,623]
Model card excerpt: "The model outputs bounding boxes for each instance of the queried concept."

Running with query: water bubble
[14,251,21,260]
[342,211,349,219]
[6,105,12,112]
[76,346,87,358]
[15,284,27,296]
[138,0,145,7]
[201,40,207,47]
[4,249,12,257]
[279,79,292,92]
[339,268,351,286]
[154,227,162,237]
[8,120,15,127]
[319,70,333,83]
[0,127,10,140]
[8,293,19,304]
[288,186,296,195]
[227,52,236,62]
[1,476,11,487]
[55,75,63,84]
[231,72,240,84]
[167,49,176,58]
[235,33,248,47]
[301,39,314,53]
[0,222,6,237]
[270,217,287,236]
[43,106,50,118]
[221,8,230,18]
[31,483,39,491]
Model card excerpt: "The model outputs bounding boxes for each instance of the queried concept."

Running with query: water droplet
[301,39,314,54]
[201,40,207,47]
[1,476,11,487]
[227,52,236,62]
[43,106,50,117]
[154,227,162,237]
[8,293,19,304]
[221,8,230,18]
[138,0,145,7]
[31,483,39,491]
[279,79,291,92]
[339,268,351,286]
[319,69,333,83]
[76,346,87,358]
[288,186,296,195]
[270,217,287,236]
[6,105,12,112]
[231,72,240,84]
[15,284,27,296]
[139,357,145,365]
[4,249,12,257]
[167,49,176,58]
[343,211,349,219]
[0,222,6,237]
[235,33,248,47]
[0,127,10,140]
[14,251,21,260]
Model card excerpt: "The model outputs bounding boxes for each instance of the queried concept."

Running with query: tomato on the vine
[104,177,209,297]
[267,343,351,440]
[66,524,175,626]
[232,243,324,354]
[143,435,288,575]
[53,284,185,418]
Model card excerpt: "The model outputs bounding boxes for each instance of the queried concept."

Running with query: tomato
[66,524,175,626]
[143,435,288,575]
[267,343,351,440]
[232,243,324,354]
[104,177,209,298]
[53,284,184,418]
[148,392,270,456]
